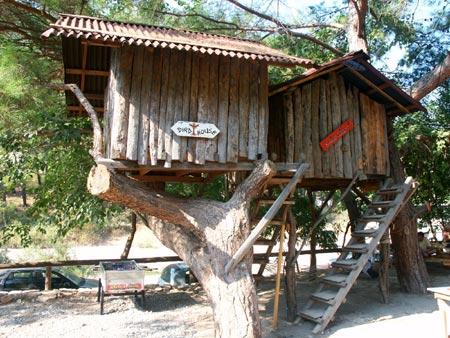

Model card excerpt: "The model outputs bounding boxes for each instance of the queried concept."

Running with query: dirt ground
[0,263,448,338]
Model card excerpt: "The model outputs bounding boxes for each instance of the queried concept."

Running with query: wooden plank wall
[268,71,389,178]
[105,45,269,166]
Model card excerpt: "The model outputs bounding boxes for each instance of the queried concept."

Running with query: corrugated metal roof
[42,13,317,68]
[269,51,426,115]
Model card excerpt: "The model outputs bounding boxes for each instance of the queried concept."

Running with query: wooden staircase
[299,177,417,334]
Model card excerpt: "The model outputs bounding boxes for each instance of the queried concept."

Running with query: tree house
[43,15,424,189]
[268,51,425,187]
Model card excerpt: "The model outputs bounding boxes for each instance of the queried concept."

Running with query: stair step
[377,187,402,195]
[361,214,386,220]
[311,290,338,304]
[322,274,349,287]
[369,201,396,208]
[342,243,369,253]
[299,308,326,323]
[259,199,295,205]
[352,228,378,237]
[332,259,359,270]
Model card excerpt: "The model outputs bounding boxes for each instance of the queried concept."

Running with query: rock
[37,290,58,302]
[0,294,14,305]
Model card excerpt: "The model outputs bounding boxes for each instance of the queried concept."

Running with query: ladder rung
[251,219,285,226]
[311,290,338,305]
[352,228,378,237]
[299,308,326,323]
[322,274,348,287]
[259,199,295,205]
[253,257,269,264]
[342,243,369,253]
[255,239,275,245]
[332,259,359,270]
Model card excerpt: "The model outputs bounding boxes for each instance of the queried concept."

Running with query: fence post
[45,266,52,290]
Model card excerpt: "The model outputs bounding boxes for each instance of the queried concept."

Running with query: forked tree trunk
[87,161,277,338]
[387,120,430,293]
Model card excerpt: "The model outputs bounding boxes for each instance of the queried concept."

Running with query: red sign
[320,119,354,152]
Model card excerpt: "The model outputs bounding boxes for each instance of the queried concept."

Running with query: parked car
[0,267,98,291]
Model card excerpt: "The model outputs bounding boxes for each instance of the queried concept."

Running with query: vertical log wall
[104,45,269,166]
[268,71,390,178]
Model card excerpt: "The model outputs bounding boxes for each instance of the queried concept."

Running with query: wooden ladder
[299,177,417,334]
[252,196,295,276]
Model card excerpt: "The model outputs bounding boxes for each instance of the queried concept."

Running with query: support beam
[66,68,110,77]
[272,221,286,329]
[225,162,309,274]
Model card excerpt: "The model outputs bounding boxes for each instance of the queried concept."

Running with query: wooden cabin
[43,15,424,187]
[268,51,425,184]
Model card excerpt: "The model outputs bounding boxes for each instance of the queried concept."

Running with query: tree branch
[225,0,345,56]
[229,160,276,206]
[155,10,242,29]
[410,53,450,100]
[64,83,103,159]
[3,0,56,22]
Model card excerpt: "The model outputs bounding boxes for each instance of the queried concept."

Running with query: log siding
[268,71,390,178]
[106,46,269,166]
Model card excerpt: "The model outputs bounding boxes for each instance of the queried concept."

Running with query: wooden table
[428,287,450,338]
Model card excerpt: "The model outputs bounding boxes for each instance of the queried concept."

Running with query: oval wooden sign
[171,121,220,139]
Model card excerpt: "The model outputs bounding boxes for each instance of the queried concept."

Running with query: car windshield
[58,270,83,285]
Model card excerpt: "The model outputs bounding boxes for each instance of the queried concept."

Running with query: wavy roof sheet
[42,14,316,68]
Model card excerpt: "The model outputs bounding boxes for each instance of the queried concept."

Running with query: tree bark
[21,184,27,207]
[88,161,277,338]
[121,212,137,259]
[387,119,430,293]
[410,53,450,100]
[347,0,369,53]
[285,210,298,322]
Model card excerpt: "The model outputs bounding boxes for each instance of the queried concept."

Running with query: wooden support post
[272,220,286,329]
[45,266,52,291]
[379,229,390,303]
[307,191,318,281]
[285,209,298,322]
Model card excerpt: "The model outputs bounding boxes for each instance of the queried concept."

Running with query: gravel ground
[0,264,448,338]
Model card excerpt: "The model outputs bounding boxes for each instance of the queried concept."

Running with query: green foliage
[166,176,228,201]
[293,190,337,250]
[395,87,450,228]
[0,38,119,246]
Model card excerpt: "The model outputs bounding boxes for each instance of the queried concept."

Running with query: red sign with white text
[320,119,354,152]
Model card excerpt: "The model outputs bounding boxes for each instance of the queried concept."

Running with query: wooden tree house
[43,14,426,334]
[42,15,424,189]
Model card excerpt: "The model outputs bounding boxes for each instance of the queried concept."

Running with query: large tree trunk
[387,119,430,293]
[88,161,277,337]
[347,0,368,53]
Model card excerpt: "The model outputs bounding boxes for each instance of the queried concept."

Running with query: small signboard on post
[171,121,220,139]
